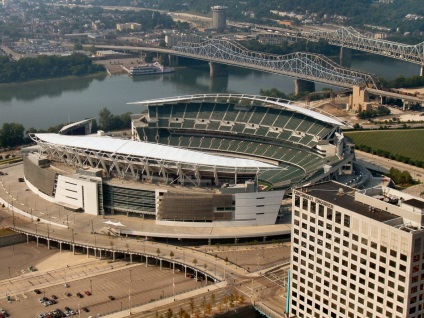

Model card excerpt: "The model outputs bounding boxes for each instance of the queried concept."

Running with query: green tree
[98,107,113,131]
[193,258,198,265]
[74,43,83,50]
[88,45,97,55]
[170,251,174,259]
[0,123,25,147]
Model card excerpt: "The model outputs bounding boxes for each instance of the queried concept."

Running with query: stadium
[23,94,354,232]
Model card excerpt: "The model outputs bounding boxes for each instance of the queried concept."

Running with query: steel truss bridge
[172,39,378,89]
[303,26,424,66]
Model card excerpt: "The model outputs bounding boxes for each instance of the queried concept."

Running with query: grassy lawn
[344,129,424,163]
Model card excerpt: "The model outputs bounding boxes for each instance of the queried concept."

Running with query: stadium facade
[24,94,355,229]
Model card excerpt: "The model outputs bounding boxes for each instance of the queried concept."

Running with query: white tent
[104,220,126,226]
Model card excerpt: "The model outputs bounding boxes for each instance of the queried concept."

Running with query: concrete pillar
[294,79,315,95]
[160,259,162,270]
[168,55,179,67]
[208,239,211,246]
[47,239,50,250]
[263,236,267,242]
[173,262,175,274]
[60,242,62,253]
[87,248,89,258]
[72,244,75,255]
[185,266,187,276]
[99,250,102,260]
[209,62,228,77]
[340,47,352,61]
[26,234,29,243]
[130,254,133,263]
[420,65,424,77]
[113,251,115,261]
[36,237,39,246]
[94,248,96,259]
[146,256,148,267]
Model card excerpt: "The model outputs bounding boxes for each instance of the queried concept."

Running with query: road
[355,150,424,182]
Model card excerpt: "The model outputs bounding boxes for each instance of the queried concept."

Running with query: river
[0,54,420,130]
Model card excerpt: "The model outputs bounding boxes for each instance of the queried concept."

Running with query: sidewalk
[104,282,227,318]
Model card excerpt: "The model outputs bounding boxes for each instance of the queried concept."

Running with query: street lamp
[90,279,92,293]
[130,269,132,283]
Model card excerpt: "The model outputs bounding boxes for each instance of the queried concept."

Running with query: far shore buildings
[116,22,142,31]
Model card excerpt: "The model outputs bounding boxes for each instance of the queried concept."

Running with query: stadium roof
[33,133,276,169]
[128,94,349,127]
[59,118,94,134]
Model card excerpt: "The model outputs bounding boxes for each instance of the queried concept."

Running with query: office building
[290,181,424,318]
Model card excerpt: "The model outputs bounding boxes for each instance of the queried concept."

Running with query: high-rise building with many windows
[290,181,424,318]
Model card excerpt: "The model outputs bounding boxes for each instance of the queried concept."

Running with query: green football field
[344,129,424,162]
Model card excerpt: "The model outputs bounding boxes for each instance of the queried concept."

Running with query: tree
[239,294,245,304]
[88,45,97,55]
[156,248,161,256]
[170,251,174,259]
[74,43,83,50]
[200,296,207,316]
[0,123,25,147]
[165,308,173,318]
[98,107,113,131]
[189,298,195,316]
[193,258,198,265]
[205,303,212,315]
[210,293,216,308]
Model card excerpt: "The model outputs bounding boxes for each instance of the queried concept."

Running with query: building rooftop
[303,181,399,223]
[32,133,275,169]
[404,198,424,210]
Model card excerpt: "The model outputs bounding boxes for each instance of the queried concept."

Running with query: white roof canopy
[34,133,275,169]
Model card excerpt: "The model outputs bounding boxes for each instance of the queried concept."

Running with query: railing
[171,39,379,89]
[304,26,424,65]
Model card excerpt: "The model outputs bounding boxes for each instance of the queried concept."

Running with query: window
[335,212,341,224]
[295,196,300,207]
[344,215,350,227]
[318,205,325,216]
[327,209,333,221]
[311,201,316,212]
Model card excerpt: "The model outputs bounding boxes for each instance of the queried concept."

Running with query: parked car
[108,295,115,300]
[82,307,89,312]
[76,292,83,298]
[34,289,42,294]
[51,295,58,300]
[84,291,92,296]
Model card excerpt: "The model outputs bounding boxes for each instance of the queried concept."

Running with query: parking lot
[0,243,203,318]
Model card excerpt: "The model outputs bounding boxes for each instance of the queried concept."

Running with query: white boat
[129,62,174,76]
